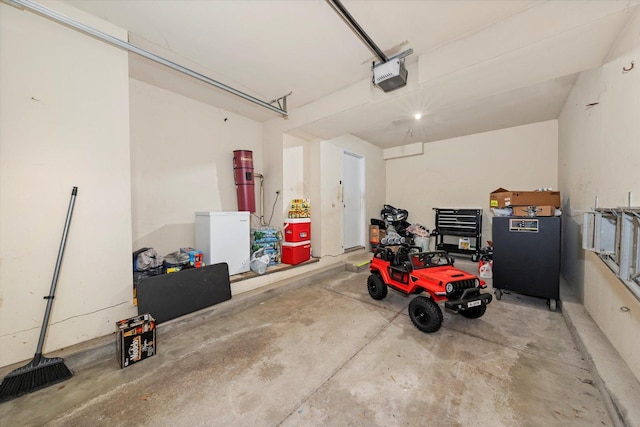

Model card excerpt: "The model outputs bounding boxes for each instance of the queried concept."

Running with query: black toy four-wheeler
[368,245,492,333]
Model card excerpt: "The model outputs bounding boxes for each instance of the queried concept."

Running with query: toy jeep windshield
[368,246,492,333]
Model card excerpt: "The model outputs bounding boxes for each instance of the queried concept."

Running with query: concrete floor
[0,258,615,426]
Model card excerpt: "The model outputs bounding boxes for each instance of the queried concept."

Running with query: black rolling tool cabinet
[492,216,561,311]
[433,208,483,261]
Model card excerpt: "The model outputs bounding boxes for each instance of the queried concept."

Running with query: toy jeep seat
[393,245,423,267]
[394,249,411,268]
[373,246,395,262]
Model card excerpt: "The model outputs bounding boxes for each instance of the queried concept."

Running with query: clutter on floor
[249,198,313,270]
[129,194,316,332]
[370,204,430,253]
[132,247,204,305]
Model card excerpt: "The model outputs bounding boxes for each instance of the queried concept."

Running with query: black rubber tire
[459,304,487,319]
[367,274,387,300]
[408,296,443,333]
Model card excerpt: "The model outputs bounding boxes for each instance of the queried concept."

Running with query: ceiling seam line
[420,0,547,56]
[127,32,273,103]
[421,2,630,58]
[419,11,628,86]
[4,0,288,117]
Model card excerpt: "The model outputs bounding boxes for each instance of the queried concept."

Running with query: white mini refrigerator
[195,211,250,275]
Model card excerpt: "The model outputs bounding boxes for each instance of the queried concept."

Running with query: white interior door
[343,151,364,250]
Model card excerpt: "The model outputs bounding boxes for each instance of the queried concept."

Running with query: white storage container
[195,211,250,275]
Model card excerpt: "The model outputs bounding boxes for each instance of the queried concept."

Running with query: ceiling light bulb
[414,113,422,120]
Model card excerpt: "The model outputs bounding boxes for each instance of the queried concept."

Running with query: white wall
[308,139,323,256]
[0,2,133,367]
[385,121,558,244]
[558,47,640,380]
[283,134,311,214]
[262,121,286,231]
[317,135,386,256]
[130,79,264,255]
[319,141,344,256]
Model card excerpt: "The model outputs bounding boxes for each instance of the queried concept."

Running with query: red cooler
[282,240,311,265]
[284,218,311,243]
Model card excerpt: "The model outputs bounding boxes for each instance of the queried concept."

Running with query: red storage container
[282,240,311,265]
[284,218,311,243]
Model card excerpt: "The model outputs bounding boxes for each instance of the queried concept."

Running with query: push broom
[0,187,78,402]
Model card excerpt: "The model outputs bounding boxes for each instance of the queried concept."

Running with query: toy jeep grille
[450,279,477,293]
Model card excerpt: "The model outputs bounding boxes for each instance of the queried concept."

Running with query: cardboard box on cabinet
[490,188,561,209]
[512,205,556,217]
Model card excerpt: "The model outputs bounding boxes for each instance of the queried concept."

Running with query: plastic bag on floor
[133,247,164,272]
[250,248,270,275]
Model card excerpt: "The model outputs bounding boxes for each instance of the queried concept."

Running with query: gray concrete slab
[302,269,608,426]
[0,267,613,427]
[561,280,640,427]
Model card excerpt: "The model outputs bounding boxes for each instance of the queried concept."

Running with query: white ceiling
[64,0,640,148]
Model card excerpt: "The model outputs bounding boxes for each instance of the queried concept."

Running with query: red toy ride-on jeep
[368,245,492,333]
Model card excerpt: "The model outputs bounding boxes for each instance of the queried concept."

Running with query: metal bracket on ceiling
[372,48,414,72]
[3,0,289,118]
[269,92,292,116]
[382,49,413,65]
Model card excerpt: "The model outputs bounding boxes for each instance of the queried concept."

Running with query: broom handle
[34,187,78,359]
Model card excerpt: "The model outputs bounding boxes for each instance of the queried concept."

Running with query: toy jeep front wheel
[409,296,443,333]
[367,274,388,300]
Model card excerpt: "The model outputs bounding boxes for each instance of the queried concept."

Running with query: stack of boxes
[282,218,311,265]
[489,188,561,216]
[251,227,282,265]
[179,247,204,268]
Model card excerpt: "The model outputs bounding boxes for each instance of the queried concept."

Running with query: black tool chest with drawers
[433,208,483,261]
[491,216,560,311]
